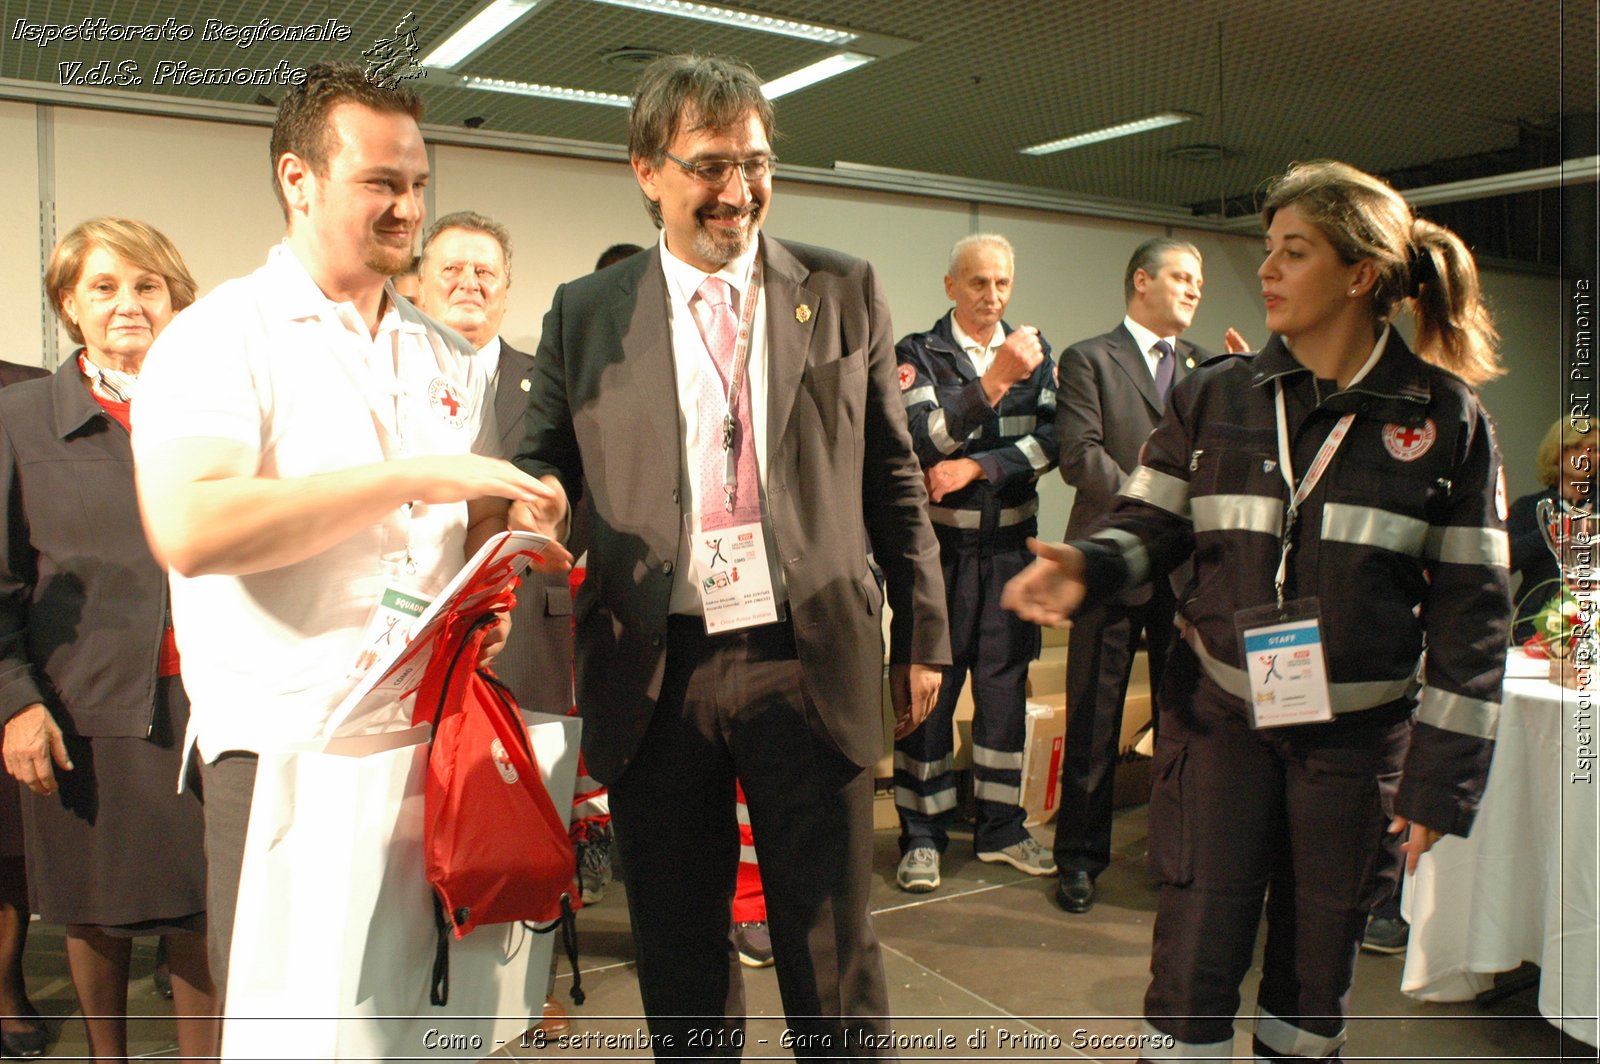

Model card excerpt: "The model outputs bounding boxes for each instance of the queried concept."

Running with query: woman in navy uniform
[1003,160,1509,1062]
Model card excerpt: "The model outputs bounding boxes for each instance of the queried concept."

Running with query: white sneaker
[896,847,941,892]
[977,836,1057,876]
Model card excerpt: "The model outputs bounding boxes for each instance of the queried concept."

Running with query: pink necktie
[695,277,759,531]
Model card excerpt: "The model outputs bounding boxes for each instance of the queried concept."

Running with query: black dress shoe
[0,1024,46,1059]
[1056,870,1096,913]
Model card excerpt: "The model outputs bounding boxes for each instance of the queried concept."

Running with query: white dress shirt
[1123,315,1180,384]
[656,232,786,616]
[949,314,1007,378]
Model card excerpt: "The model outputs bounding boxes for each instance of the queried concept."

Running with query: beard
[693,202,763,266]
[365,241,414,277]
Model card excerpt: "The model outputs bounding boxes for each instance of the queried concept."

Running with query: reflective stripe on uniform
[1039,387,1056,407]
[1192,493,1282,537]
[902,385,936,408]
[1321,502,1428,556]
[1425,524,1511,568]
[1016,435,1050,471]
[1184,627,1421,714]
[998,415,1037,436]
[928,497,1039,529]
[894,783,958,815]
[1122,466,1191,518]
[1088,527,1150,586]
[1254,1009,1347,1059]
[927,409,960,454]
[1138,1021,1232,1061]
[972,744,1024,770]
[1417,685,1500,740]
[894,750,954,781]
[973,779,1021,805]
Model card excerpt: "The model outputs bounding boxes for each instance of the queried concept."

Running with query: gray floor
[26,800,1597,1061]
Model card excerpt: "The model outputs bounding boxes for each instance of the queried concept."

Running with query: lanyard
[710,257,763,513]
[323,308,423,573]
[1271,383,1355,608]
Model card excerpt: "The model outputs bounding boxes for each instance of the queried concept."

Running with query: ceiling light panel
[762,53,874,99]
[420,0,548,69]
[457,74,632,108]
[587,0,857,45]
[1020,112,1195,156]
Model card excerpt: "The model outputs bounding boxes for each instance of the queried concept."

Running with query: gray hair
[421,210,513,282]
[947,233,1015,279]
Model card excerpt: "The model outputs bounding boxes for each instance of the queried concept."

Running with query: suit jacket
[0,361,48,389]
[0,363,171,736]
[517,236,950,783]
[488,340,577,718]
[1058,323,1210,538]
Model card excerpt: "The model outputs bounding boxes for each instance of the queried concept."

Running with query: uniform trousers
[1141,645,1409,1062]
[893,545,1037,854]
[732,781,766,924]
[607,615,892,1059]
[1054,581,1176,876]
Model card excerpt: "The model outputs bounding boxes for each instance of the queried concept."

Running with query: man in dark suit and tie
[1053,238,1213,915]
[416,212,577,722]
[512,53,949,1055]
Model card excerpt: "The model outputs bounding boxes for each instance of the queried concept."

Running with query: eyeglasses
[662,151,777,187]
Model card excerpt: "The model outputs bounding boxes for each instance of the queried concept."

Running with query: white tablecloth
[1402,664,1598,1046]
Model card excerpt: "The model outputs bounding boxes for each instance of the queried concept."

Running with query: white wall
[6,101,1565,505]
[432,145,647,352]
[0,101,43,368]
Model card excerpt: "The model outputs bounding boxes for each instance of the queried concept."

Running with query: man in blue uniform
[892,234,1058,891]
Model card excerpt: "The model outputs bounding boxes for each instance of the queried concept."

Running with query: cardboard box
[872,782,898,831]
[1021,699,1067,826]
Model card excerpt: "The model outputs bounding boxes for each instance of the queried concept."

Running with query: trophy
[1536,497,1597,688]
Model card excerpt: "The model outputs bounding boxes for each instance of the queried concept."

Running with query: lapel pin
[795,304,811,323]
[1185,356,1195,369]
[520,378,531,392]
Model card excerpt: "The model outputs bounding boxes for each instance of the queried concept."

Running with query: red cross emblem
[428,376,467,429]
[896,363,917,391]
[1382,419,1436,461]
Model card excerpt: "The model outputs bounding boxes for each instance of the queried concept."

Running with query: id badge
[689,518,780,635]
[351,585,432,677]
[1234,597,1334,728]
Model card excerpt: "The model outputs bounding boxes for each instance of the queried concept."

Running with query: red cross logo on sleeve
[427,376,469,429]
[1381,419,1437,461]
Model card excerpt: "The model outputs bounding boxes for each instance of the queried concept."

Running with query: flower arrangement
[1521,585,1586,659]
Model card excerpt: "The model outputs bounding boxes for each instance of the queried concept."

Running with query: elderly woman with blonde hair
[0,217,217,1059]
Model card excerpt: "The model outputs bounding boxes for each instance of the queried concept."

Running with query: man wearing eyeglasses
[512,52,950,1055]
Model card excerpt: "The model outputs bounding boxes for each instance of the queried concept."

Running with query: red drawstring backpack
[412,566,583,1007]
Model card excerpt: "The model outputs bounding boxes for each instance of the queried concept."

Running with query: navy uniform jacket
[1076,330,1510,837]
[895,314,1058,550]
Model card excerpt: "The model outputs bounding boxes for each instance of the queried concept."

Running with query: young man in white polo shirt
[132,63,566,1000]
